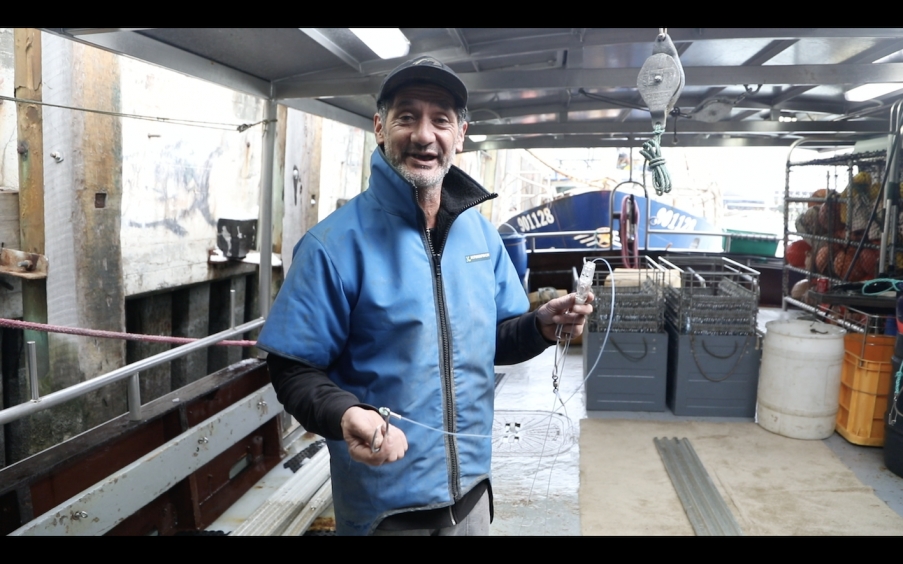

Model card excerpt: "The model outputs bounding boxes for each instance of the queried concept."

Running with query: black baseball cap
[377,56,468,109]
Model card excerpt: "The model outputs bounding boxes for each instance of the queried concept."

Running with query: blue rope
[639,124,672,196]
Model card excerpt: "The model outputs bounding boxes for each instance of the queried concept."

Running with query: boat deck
[211,307,903,535]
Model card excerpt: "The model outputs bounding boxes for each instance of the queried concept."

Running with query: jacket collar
[369,147,496,225]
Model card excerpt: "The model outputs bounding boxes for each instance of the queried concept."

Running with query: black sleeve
[266,354,362,441]
[494,310,555,366]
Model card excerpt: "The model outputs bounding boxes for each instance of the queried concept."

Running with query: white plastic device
[575,262,595,305]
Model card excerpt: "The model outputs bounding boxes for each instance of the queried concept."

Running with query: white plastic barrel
[757,319,846,439]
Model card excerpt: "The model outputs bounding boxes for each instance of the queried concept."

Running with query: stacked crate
[658,257,762,417]
[837,307,895,446]
[583,257,670,411]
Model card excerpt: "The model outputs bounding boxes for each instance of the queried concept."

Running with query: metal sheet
[9,383,279,536]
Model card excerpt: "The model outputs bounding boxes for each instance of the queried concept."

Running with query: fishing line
[528,258,616,500]
[376,257,617,502]
[387,411,492,440]
[0,94,271,132]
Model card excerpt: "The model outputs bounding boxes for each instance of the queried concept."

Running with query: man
[257,56,592,536]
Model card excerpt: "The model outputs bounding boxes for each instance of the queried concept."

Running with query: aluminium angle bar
[654,437,743,536]
[679,438,744,536]
[10,383,279,536]
[230,448,330,536]
[280,478,333,536]
[654,437,711,534]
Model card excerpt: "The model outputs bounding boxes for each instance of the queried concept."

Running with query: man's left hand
[534,291,594,342]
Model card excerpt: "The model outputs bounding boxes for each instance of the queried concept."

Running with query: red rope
[0,317,257,347]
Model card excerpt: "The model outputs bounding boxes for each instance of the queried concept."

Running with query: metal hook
[370,407,392,453]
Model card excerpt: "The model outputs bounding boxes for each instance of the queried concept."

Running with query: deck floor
[489,307,903,535]
[212,307,903,535]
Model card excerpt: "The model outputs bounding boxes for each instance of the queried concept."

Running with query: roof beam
[467,120,888,136]
[43,29,272,99]
[464,135,856,151]
[466,96,846,123]
[313,29,903,82]
[274,63,903,99]
[279,98,373,131]
[731,109,764,121]
[446,28,470,55]
[690,40,797,113]
[772,37,903,106]
[446,28,479,72]
[446,29,903,64]
[60,28,156,35]
[298,28,363,73]
[467,64,903,92]
[744,39,800,66]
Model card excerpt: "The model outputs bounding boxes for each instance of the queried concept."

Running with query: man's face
[374,83,467,191]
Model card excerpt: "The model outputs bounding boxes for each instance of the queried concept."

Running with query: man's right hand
[341,406,409,466]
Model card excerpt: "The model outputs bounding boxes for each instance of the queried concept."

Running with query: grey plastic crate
[587,256,667,333]
[583,331,668,412]
[665,325,761,417]
[659,256,760,336]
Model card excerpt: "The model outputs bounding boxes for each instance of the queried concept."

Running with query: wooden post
[14,29,44,256]
[13,28,48,438]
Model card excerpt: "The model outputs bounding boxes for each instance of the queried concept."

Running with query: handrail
[0,317,265,426]
[518,207,778,255]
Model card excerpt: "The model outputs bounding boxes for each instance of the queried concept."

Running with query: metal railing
[520,227,766,254]
[0,312,265,426]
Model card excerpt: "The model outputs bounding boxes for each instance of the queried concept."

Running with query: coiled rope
[639,123,672,196]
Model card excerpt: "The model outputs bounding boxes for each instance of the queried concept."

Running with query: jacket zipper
[419,188,495,504]
[424,224,459,500]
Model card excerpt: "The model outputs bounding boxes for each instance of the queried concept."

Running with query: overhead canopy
[46,28,903,150]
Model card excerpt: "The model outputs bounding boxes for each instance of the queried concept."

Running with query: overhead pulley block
[637,29,685,130]
[636,29,684,195]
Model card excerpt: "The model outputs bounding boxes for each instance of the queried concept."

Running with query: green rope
[640,124,672,196]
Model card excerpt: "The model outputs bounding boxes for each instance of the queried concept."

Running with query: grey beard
[397,163,450,191]
[384,146,451,191]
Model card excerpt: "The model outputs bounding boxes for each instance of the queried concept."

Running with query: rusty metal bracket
[0,247,48,279]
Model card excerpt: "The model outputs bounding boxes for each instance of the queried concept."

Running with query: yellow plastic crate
[835,350,892,446]
[843,333,894,362]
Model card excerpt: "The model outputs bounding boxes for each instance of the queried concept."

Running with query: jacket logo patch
[465,252,490,263]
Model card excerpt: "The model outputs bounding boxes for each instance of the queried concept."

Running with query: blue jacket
[257,148,529,535]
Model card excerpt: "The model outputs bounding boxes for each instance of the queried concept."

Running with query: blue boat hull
[504,190,721,251]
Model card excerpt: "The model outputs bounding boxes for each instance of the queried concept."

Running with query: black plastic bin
[885,352,903,478]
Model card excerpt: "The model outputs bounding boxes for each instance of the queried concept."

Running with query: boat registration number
[652,208,698,231]
[516,208,555,232]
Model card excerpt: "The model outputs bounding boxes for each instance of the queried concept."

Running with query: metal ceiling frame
[46,28,903,147]
[34,28,903,316]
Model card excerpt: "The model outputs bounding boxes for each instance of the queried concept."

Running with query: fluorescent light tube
[350,28,410,60]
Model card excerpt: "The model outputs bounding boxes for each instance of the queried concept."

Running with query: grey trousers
[369,490,491,536]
